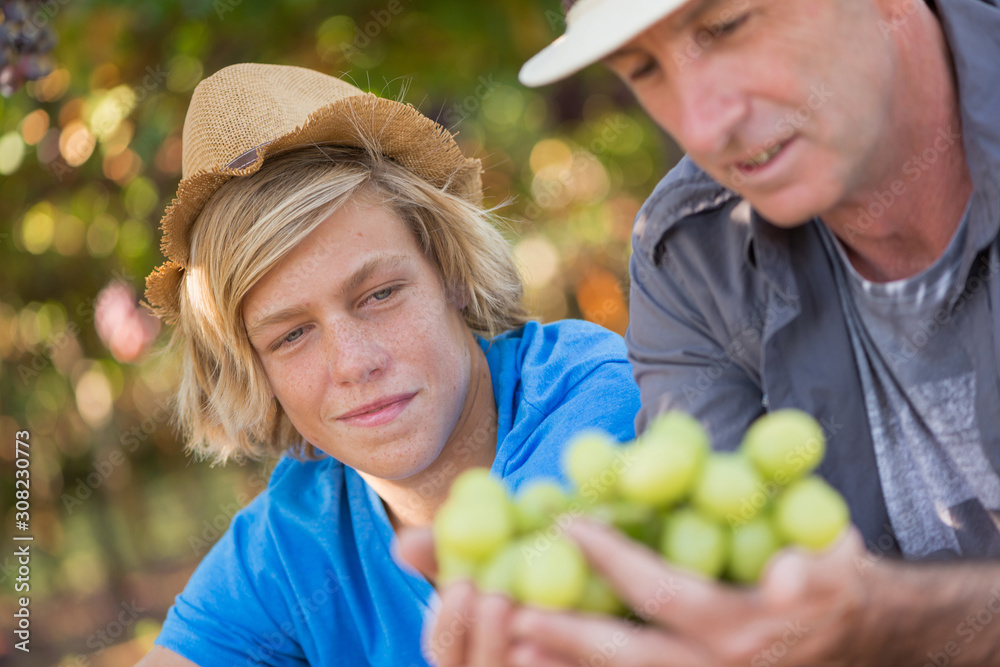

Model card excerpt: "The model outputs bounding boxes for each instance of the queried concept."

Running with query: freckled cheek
[266,358,327,423]
[388,294,452,350]
[404,319,462,391]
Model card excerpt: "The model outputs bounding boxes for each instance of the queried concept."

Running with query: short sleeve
[154,496,308,667]
[494,321,641,491]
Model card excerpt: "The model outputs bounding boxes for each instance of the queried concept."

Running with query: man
[399,0,1000,664]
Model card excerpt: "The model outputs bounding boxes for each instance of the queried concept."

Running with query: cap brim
[519,0,688,87]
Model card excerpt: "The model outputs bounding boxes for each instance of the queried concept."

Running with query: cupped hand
[505,518,870,667]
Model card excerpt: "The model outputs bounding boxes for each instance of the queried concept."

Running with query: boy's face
[604,0,900,226]
[243,199,472,481]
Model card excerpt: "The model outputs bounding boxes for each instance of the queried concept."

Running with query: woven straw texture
[144,63,483,323]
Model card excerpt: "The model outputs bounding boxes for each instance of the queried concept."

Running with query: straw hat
[144,63,483,324]
[519,0,686,87]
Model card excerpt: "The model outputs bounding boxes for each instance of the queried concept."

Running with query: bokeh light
[0,2,676,664]
[20,108,51,144]
[59,120,97,167]
[0,132,26,174]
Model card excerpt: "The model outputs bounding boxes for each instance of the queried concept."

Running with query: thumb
[760,526,865,608]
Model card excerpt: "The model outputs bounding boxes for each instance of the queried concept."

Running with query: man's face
[604,0,899,226]
[243,199,472,481]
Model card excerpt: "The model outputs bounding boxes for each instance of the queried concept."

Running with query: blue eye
[270,326,306,352]
[371,287,394,301]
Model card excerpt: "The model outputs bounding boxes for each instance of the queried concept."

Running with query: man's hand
[400,518,1000,666]
[503,518,870,667]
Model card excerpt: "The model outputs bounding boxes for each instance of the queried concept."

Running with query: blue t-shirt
[154,320,640,666]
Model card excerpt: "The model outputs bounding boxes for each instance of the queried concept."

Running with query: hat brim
[519,0,688,87]
[144,92,482,324]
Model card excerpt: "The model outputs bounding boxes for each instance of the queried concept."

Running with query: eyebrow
[246,253,411,342]
[603,0,732,62]
[670,0,734,35]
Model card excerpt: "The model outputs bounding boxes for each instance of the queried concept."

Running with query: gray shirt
[818,207,1000,559]
[625,0,1000,554]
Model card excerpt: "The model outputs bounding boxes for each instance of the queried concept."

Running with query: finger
[753,527,870,662]
[508,641,578,667]
[565,518,751,633]
[819,524,867,570]
[424,580,476,667]
[760,526,866,608]
[510,606,711,667]
[468,594,514,667]
[396,526,438,579]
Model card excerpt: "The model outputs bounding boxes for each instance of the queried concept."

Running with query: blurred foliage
[0,0,680,663]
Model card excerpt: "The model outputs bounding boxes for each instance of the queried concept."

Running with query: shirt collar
[934,0,1000,250]
[747,0,1000,296]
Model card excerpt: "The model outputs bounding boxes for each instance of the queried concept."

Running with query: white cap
[519,0,689,87]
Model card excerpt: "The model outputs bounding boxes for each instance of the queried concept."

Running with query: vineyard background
[0,1,680,664]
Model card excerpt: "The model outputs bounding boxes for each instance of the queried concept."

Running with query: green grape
[449,467,508,506]
[434,497,513,562]
[577,572,625,615]
[514,480,570,533]
[437,552,480,586]
[692,452,766,525]
[583,501,617,525]
[728,516,781,584]
[588,500,661,548]
[643,411,711,453]
[563,431,621,501]
[477,542,523,596]
[660,508,729,579]
[619,435,706,508]
[514,536,587,609]
[742,409,826,484]
[774,476,850,550]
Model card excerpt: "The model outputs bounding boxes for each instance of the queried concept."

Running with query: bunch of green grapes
[433,409,850,611]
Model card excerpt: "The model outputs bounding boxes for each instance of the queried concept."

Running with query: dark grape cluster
[1,0,58,97]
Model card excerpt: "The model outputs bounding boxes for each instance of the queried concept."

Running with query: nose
[672,60,748,159]
[326,320,389,385]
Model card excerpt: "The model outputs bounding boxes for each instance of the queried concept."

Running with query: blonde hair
[171,144,530,465]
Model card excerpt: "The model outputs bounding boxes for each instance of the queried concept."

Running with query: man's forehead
[668,0,740,31]
[601,0,740,59]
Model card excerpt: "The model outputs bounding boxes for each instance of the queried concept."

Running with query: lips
[742,142,784,168]
[732,137,795,178]
[337,392,417,421]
